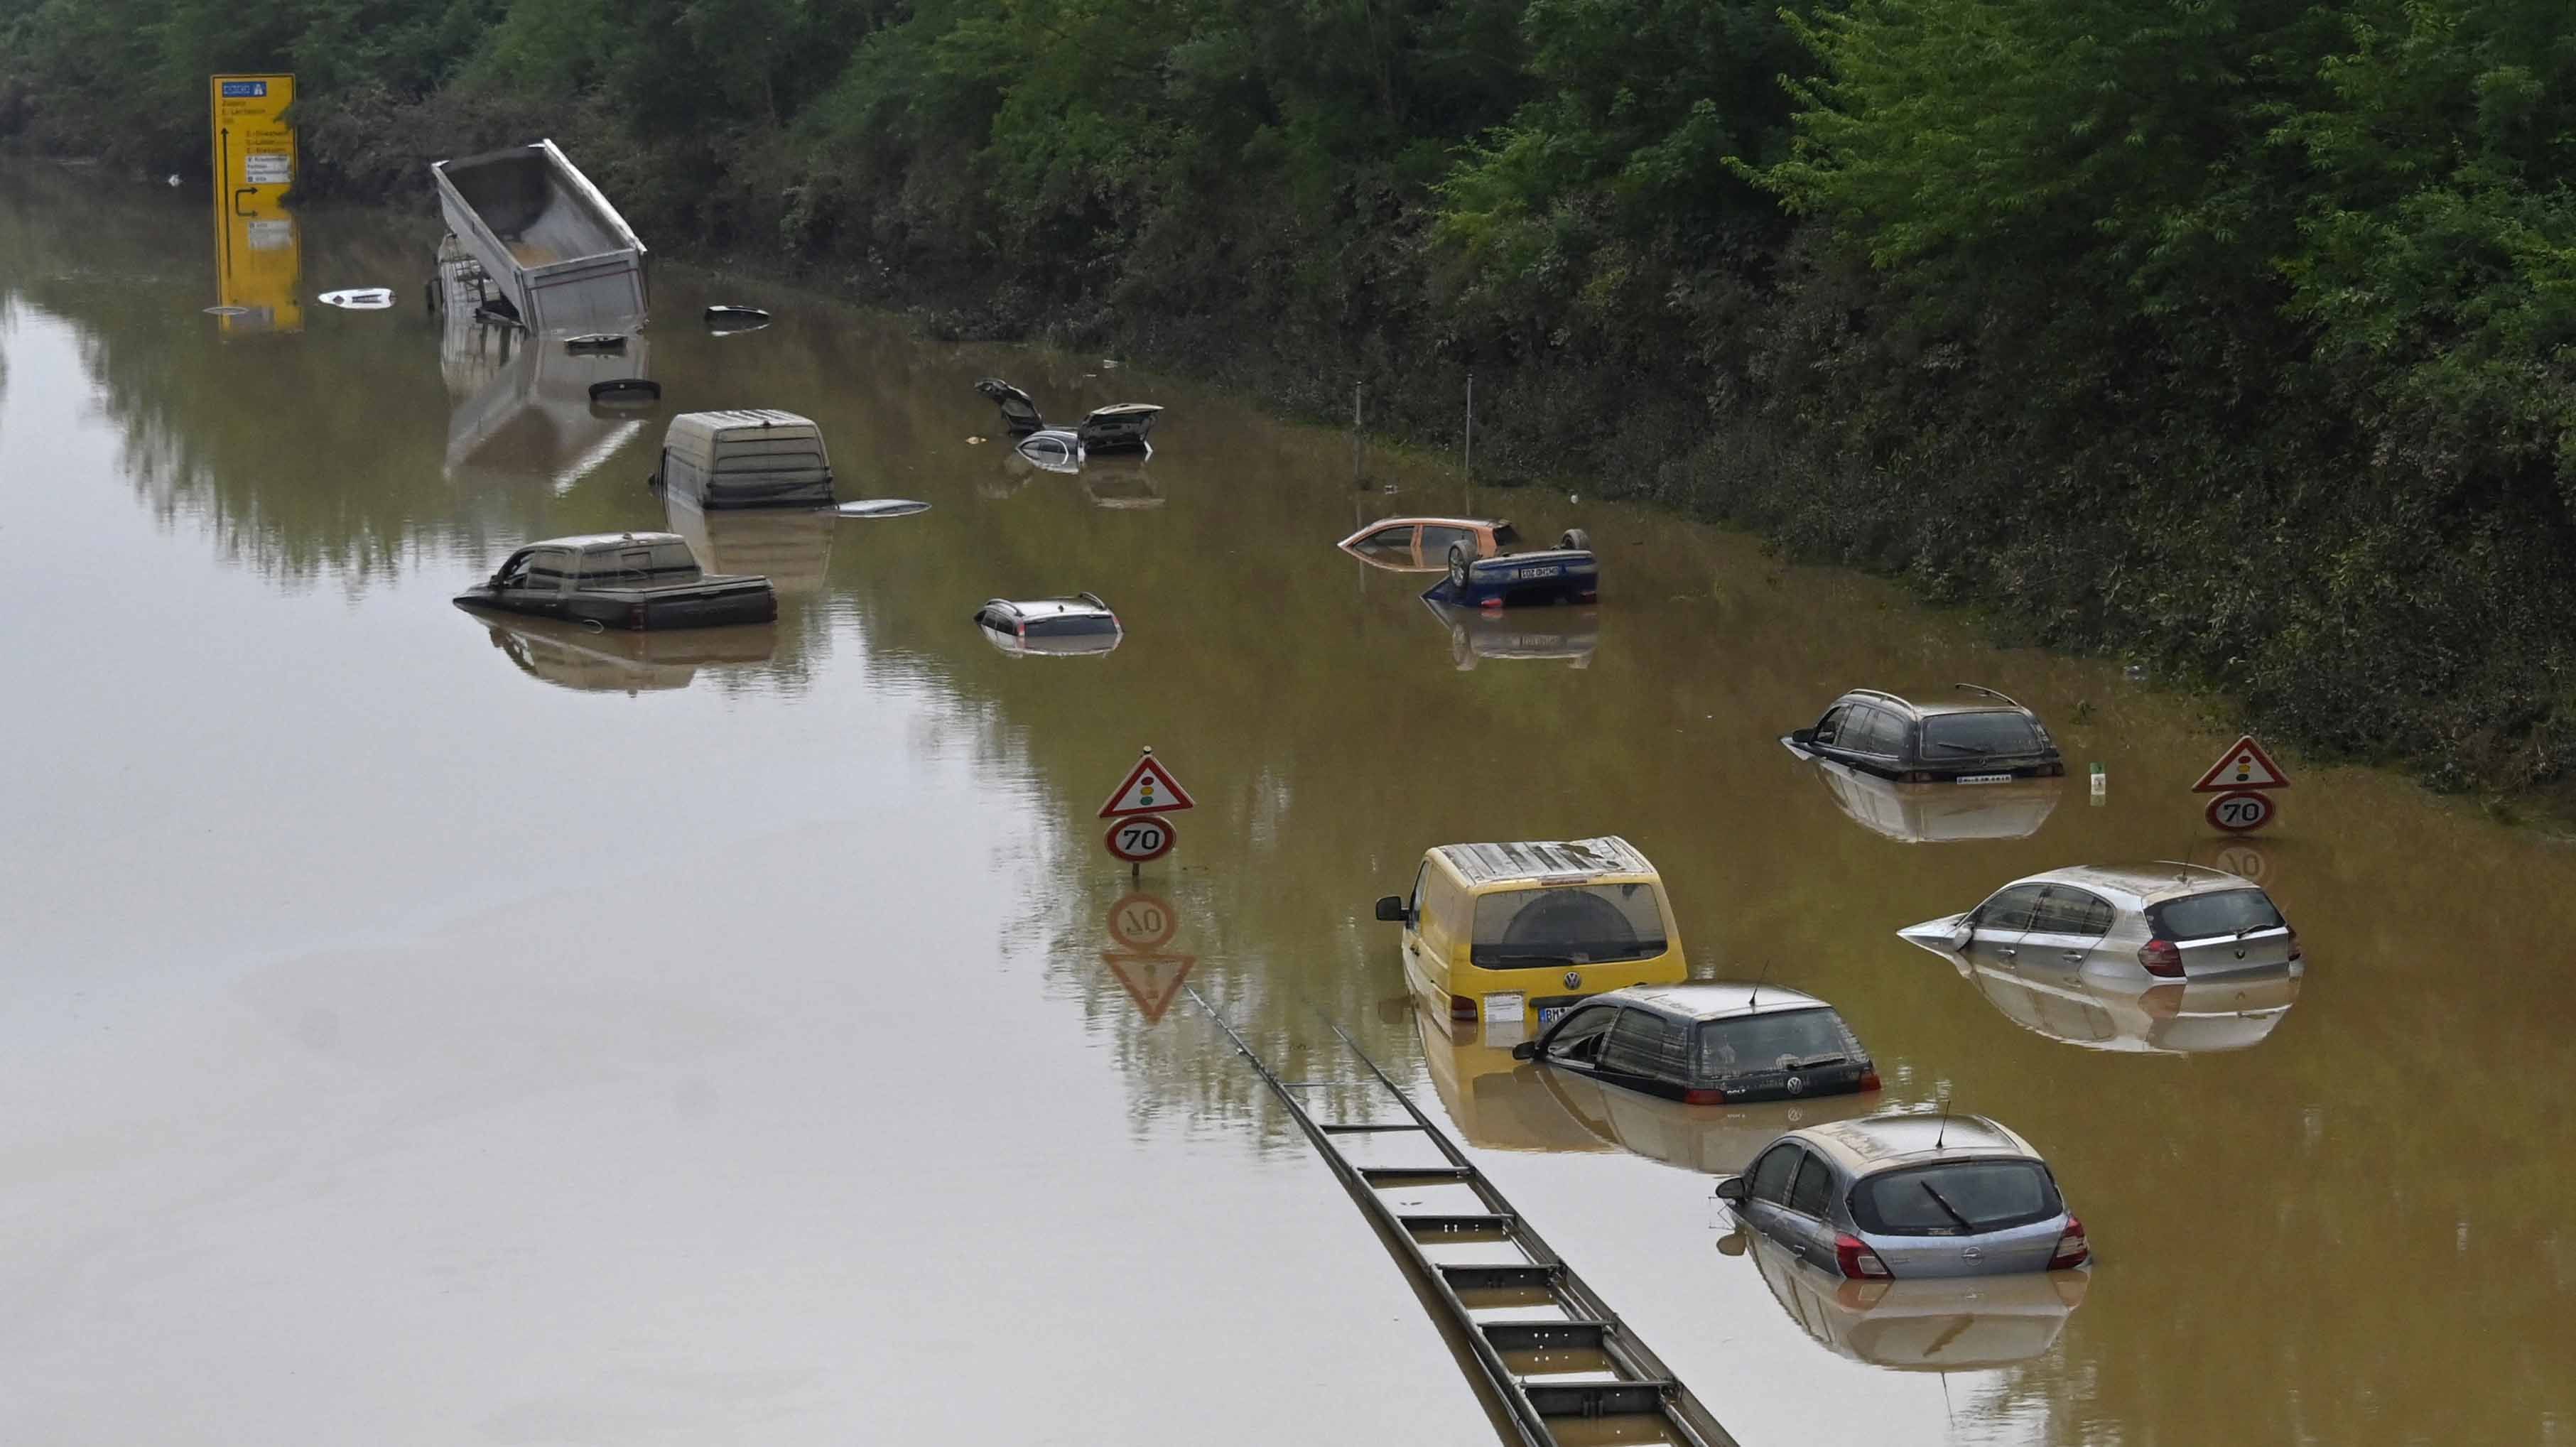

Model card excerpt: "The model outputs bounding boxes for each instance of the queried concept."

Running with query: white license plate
[1538,1004,1570,1029]
[1513,565,1562,580]
[1957,773,2011,784]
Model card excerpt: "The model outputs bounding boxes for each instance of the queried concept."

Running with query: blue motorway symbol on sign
[221,81,269,97]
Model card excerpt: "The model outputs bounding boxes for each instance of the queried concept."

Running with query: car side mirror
[1948,920,1975,950]
[1373,895,1407,923]
[1713,1177,1748,1205]
[1510,1040,1537,1061]
[1791,727,1816,744]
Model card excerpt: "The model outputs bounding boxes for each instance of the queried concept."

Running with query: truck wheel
[1559,528,1591,551]
[1448,541,1473,592]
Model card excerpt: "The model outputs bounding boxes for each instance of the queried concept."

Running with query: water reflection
[1797,754,2063,843]
[1085,455,1164,509]
[443,323,653,491]
[1422,599,1598,671]
[661,492,837,598]
[210,186,301,335]
[1943,954,2302,1054]
[1728,1226,2089,1371]
[466,607,780,694]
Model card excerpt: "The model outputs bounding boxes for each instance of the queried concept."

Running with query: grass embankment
[6,0,2572,815]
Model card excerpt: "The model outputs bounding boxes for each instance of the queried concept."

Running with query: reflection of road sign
[2207,790,2275,833]
[1102,952,1195,1023]
[2212,842,2272,883]
[2191,735,2292,792]
[1108,892,1178,950]
[1098,748,1198,818]
[1105,815,1176,862]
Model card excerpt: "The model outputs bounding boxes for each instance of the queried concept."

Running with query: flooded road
[3,168,2571,1446]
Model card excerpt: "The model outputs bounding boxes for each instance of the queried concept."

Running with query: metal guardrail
[1188,987,1738,1447]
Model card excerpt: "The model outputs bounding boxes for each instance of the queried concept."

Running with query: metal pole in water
[1462,372,1474,496]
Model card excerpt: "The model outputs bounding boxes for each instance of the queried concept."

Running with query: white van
[652,409,836,509]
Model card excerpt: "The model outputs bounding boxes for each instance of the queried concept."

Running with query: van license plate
[1957,773,2011,784]
[1538,1005,1570,1029]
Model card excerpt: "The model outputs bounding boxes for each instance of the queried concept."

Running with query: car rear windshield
[1024,614,1120,637]
[1492,523,1522,548]
[1695,1009,1860,1081]
[1920,711,2045,758]
[1850,1161,2062,1237]
[2150,887,2285,941]
[1470,883,1667,967]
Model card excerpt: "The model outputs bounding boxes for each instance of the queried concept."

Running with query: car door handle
[2062,950,2086,962]
[1998,947,2017,958]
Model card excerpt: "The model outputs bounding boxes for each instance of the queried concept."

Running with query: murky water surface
[4,169,2571,1446]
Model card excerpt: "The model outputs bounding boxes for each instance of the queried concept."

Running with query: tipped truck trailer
[431,140,648,334]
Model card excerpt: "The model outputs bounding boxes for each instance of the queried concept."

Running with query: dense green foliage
[4,0,2572,801]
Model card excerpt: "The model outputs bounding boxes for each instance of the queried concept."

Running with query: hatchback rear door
[2152,888,2296,975]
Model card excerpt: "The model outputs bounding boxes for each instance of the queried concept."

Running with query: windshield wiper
[1918,1179,1978,1233]
[1923,741,1997,754]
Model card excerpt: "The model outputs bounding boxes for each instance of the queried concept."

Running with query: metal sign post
[2190,734,2291,833]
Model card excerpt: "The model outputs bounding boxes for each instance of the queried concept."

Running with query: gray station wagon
[973,594,1124,657]
[1511,983,1879,1106]
[1898,862,2301,986]
[1716,1114,2090,1279]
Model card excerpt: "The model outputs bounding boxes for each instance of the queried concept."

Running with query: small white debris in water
[166,174,181,187]
[966,436,986,445]
[1101,359,1122,368]
[1569,494,1581,504]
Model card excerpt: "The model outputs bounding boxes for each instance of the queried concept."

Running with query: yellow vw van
[1373,837,1688,1027]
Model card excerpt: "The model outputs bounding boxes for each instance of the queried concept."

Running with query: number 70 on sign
[1105,815,1176,863]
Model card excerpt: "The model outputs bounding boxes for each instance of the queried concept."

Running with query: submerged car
[1716,1114,2090,1279]
[1375,836,1687,1028]
[1897,862,2301,985]
[1339,516,1524,572]
[1420,530,1598,609]
[1786,686,2063,783]
[973,593,1124,657]
[456,532,777,630]
[1729,1225,2089,1370]
[649,409,837,509]
[1946,950,2302,1055]
[974,376,1162,452]
[1796,751,2061,843]
[1010,428,1086,474]
[1510,984,1880,1106]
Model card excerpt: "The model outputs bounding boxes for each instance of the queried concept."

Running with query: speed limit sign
[2205,790,2275,833]
[1105,814,1177,863]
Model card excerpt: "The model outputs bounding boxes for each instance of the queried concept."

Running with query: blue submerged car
[1421,529,1599,609]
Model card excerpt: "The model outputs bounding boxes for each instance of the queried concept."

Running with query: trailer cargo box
[431,140,647,334]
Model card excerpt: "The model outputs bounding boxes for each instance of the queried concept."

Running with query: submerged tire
[1559,528,1591,551]
[1448,541,1473,592]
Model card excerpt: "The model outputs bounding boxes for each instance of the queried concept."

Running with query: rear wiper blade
[1923,741,1993,754]
[1919,1180,1978,1233]
[1780,1053,1848,1070]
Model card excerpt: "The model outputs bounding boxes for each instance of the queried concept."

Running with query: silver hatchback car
[1897,862,2300,985]
[1716,1114,2089,1279]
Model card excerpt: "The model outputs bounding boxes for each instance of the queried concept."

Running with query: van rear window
[1850,1161,2061,1237]
[1695,1009,1859,1081]
[1469,884,1666,967]
[2150,888,2285,941]
[1921,712,2043,758]
[1024,614,1120,638]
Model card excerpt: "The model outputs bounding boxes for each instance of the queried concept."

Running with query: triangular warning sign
[1101,952,1196,1023]
[1098,752,1197,818]
[2191,735,2293,793]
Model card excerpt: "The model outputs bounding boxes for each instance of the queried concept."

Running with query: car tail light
[1898,771,1934,784]
[2138,939,2184,977]
[2048,1215,2090,1269]
[626,601,648,629]
[1683,1087,1728,1105]
[1449,995,1477,1022]
[2285,928,2302,962]
[1834,1233,1892,1280]
[1479,597,1505,610]
[1857,1069,1882,1091]
[1015,621,1027,639]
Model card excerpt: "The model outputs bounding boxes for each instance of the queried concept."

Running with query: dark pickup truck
[456,531,777,630]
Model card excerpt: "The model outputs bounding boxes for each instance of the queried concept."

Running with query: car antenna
[1748,957,1776,1013]
[1934,1093,1952,1151]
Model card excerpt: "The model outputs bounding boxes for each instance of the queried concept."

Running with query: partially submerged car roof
[983,592,1113,619]
[2002,861,2251,909]
[528,531,693,555]
[1432,836,1655,887]
[1839,685,2035,719]
[1798,1114,2037,1174]
[1606,982,1833,1021]
[664,408,819,448]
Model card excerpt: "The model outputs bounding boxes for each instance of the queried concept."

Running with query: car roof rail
[1075,591,1106,609]
[1846,687,1915,712]
[1954,683,2025,708]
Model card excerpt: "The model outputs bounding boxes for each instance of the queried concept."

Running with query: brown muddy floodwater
[2,167,2571,1447]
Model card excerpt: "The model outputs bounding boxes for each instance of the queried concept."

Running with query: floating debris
[967,436,987,445]
[588,377,662,408]
[202,305,249,317]
[704,305,771,331]
[834,499,932,519]
[320,287,396,310]
[565,333,627,352]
